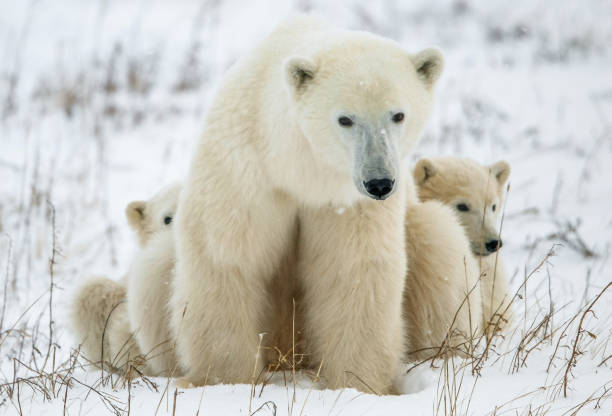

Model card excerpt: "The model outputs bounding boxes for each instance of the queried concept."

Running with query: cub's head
[284,34,443,201]
[125,183,182,247]
[414,158,510,256]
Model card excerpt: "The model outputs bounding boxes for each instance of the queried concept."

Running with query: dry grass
[3,204,606,415]
[1,97,610,415]
[402,192,611,416]
[1,2,611,414]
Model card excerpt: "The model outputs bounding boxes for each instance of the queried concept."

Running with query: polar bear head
[125,183,182,247]
[413,158,510,256]
[284,34,443,201]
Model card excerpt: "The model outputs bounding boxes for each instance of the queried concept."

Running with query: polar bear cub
[71,276,142,372]
[403,176,482,361]
[71,184,181,376]
[125,184,180,247]
[414,157,513,336]
[124,183,182,376]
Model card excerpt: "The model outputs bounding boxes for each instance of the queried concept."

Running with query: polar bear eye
[338,116,353,127]
[164,216,172,225]
[456,203,469,212]
[492,204,497,212]
[392,112,404,123]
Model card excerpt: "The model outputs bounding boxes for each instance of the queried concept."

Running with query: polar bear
[71,277,143,373]
[125,184,181,247]
[413,157,513,337]
[171,16,443,393]
[402,176,482,361]
[124,184,182,376]
[129,183,308,373]
[71,184,181,376]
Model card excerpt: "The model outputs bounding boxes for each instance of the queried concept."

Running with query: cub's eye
[456,203,469,212]
[164,216,172,225]
[392,112,404,123]
[492,204,497,212]
[338,116,353,127]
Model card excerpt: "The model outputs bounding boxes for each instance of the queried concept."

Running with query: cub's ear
[490,160,510,187]
[126,201,146,231]
[284,56,318,97]
[414,158,437,185]
[412,48,444,88]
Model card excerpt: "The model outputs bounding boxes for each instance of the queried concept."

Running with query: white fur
[403,198,482,361]
[126,231,180,376]
[124,184,182,376]
[70,277,146,373]
[414,157,513,338]
[170,16,442,393]
[71,184,182,376]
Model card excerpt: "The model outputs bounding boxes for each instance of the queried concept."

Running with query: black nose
[363,179,395,199]
[485,239,502,253]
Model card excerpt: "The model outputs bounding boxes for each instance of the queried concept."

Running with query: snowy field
[1,0,612,414]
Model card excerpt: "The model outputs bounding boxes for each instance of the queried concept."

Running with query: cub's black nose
[364,178,395,199]
[485,239,502,253]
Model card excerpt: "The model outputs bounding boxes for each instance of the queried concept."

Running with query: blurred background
[1,1,611,414]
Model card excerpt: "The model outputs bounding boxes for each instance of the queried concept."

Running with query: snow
[1,0,612,415]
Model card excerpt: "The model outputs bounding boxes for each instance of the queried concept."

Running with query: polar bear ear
[284,56,318,97]
[414,158,437,185]
[126,201,146,231]
[412,48,444,88]
[489,160,510,189]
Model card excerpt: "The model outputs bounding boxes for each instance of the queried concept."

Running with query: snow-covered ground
[1,1,611,414]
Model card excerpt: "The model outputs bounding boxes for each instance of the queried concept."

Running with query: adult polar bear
[171,16,443,394]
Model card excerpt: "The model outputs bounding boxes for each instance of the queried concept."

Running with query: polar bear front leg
[171,187,297,386]
[298,193,407,394]
[480,255,513,337]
